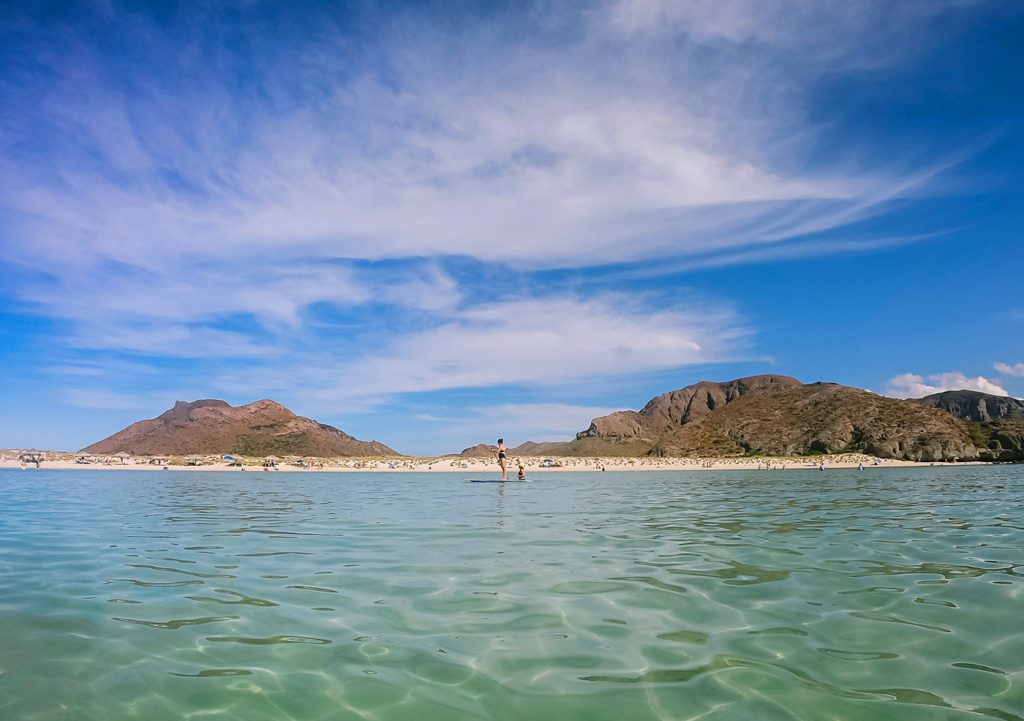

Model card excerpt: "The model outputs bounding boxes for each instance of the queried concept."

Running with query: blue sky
[1,0,1022,455]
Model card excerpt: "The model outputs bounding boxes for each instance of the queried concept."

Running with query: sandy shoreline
[0,452,990,474]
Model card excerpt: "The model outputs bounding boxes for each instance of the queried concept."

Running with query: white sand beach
[0,450,986,474]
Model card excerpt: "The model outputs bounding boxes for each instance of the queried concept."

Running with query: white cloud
[0,0,983,351]
[601,0,985,54]
[0,0,997,438]
[318,295,748,401]
[994,362,1024,378]
[885,371,1009,398]
[198,293,748,412]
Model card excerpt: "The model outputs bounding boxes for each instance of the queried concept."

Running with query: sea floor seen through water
[0,467,1021,721]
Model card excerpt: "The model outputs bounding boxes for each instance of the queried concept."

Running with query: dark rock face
[560,376,984,461]
[987,426,1024,461]
[82,399,398,457]
[969,421,1024,462]
[910,390,1024,422]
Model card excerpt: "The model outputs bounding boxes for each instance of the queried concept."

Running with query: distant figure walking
[493,438,508,481]
[819,461,825,471]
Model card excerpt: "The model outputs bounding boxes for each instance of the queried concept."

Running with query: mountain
[458,441,572,457]
[908,390,1024,462]
[82,399,398,457]
[575,375,802,442]
[458,443,496,457]
[909,390,1024,422]
[508,441,565,456]
[554,375,999,462]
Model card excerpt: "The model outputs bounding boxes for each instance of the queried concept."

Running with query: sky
[1,0,1022,455]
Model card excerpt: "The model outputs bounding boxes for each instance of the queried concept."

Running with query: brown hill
[82,399,398,457]
[907,390,1024,462]
[575,374,802,442]
[459,443,496,457]
[909,390,1024,422]
[457,441,570,457]
[557,376,994,461]
[662,383,979,461]
[508,441,566,456]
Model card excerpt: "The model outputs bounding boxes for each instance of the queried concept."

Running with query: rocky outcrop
[560,376,986,461]
[977,422,1024,461]
[82,399,398,457]
[910,390,1024,422]
[907,390,1024,461]
[577,375,802,441]
[664,383,979,461]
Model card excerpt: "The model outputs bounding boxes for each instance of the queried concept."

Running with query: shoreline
[0,453,994,474]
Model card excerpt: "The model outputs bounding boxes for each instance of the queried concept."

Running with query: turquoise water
[0,467,1021,721]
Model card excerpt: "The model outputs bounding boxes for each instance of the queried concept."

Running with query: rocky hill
[508,441,565,456]
[82,399,398,457]
[458,441,564,457]
[910,390,1024,422]
[908,390,1024,461]
[552,375,1010,462]
[575,375,802,441]
[458,443,497,457]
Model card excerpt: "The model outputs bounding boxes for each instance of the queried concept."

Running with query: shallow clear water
[0,467,1021,721]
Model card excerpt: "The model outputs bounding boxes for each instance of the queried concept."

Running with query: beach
[0,451,985,473]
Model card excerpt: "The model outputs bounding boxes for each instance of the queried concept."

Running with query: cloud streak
[0,0,1004,437]
[995,362,1024,378]
[2,3,980,312]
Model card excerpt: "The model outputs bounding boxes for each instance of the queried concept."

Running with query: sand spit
[0,450,991,473]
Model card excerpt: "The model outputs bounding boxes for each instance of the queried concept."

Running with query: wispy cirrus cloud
[205,293,749,410]
[2,2,983,324]
[0,0,1002,435]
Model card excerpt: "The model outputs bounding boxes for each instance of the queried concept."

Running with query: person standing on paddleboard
[493,438,508,481]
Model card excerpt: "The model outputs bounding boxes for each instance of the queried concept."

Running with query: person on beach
[493,438,508,481]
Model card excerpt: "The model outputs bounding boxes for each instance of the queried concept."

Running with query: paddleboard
[466,479,531,483]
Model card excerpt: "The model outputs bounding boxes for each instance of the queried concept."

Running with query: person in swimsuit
[494,438,508,481]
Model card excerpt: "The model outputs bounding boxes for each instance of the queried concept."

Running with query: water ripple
[1,466,1022,720]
